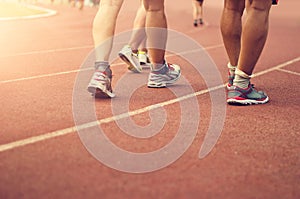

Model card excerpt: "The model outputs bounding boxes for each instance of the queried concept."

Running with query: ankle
[227,62,237,77]
[151,61,168,74]
[233,68,251,89]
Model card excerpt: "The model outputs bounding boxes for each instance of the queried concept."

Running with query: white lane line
[276,68,300,76]
[0,84,222,153]
[0,68,90,84]
[0,4,57,21]
[0,45,93,58]
[252,57,300,77]
[0,44,224,84]
[0,56,299,153]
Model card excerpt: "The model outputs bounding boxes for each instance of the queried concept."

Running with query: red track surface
[0,1,299,198]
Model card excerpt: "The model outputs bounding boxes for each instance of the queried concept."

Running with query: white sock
[233,68,251,89]
[95,61,109,72]
[151,61,168,74]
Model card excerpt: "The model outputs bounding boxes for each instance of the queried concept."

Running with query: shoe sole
[227,96,269,105]
[147,72,181,88]
[118,53,142,73]
[87,84,115,98]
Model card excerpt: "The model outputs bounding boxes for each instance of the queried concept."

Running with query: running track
[0,0,299,198]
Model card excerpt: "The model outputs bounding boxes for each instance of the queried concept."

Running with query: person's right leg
[143,0,167,67]
[119,1,146,72]
[192,0,200,26]
[198,0,204,25]
[129,2,147,52]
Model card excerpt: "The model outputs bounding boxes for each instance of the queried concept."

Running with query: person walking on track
[192,0,204,27]
[87,0,181,98]
[221,0,274,105]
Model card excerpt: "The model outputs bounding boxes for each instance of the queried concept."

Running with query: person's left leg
[93,0,124,61]
[88,0,124,98]
[220,0,245,88]
[143,0,181,88]
[198,0,204,24]
[143,0,166,66]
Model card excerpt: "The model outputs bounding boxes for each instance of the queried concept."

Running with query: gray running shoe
[119,45,142,73]
[199,18,204,25]
[227,84,269,105]
[147,62,181,88]
[87,69,115,98]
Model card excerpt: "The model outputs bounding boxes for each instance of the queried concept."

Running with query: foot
[147,62,181,88]
[227,84,269,105]
[119,45,142,73]
[138,50,151,66]
[87,69,115,98]
[199,18,204,25]
[193,20,198,27]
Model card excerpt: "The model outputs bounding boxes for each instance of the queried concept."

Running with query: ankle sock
[233,68,251,89]
[94,61,111,77]
[151,61,168,74]
[95,61,109,71]
[227,62,237,77]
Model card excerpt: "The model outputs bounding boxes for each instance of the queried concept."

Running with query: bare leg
[238,0,272,75]
[199,1,204,21]
[222,0,271,105]
[220,0,245,67]
[129,1,147,53]
[192,0,199,21]
[143,0,167,67]
[93,0,124,61]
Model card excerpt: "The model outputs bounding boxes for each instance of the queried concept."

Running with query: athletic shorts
[196,0,204,3]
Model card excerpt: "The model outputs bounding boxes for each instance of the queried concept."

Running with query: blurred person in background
[192,0,204,27]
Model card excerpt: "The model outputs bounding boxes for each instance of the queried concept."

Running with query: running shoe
[147,62,181,88]
[138,50,151,66]
[87,69,115,98]
[199,18,204,25]
[227,84,269,105]
[193,20,198,27]
[119,45,142,73]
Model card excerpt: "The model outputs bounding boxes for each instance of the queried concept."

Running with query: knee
[224,0,245,14]
[100,0,123,8]
[247,0,272,12]
[143,0,164,12]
